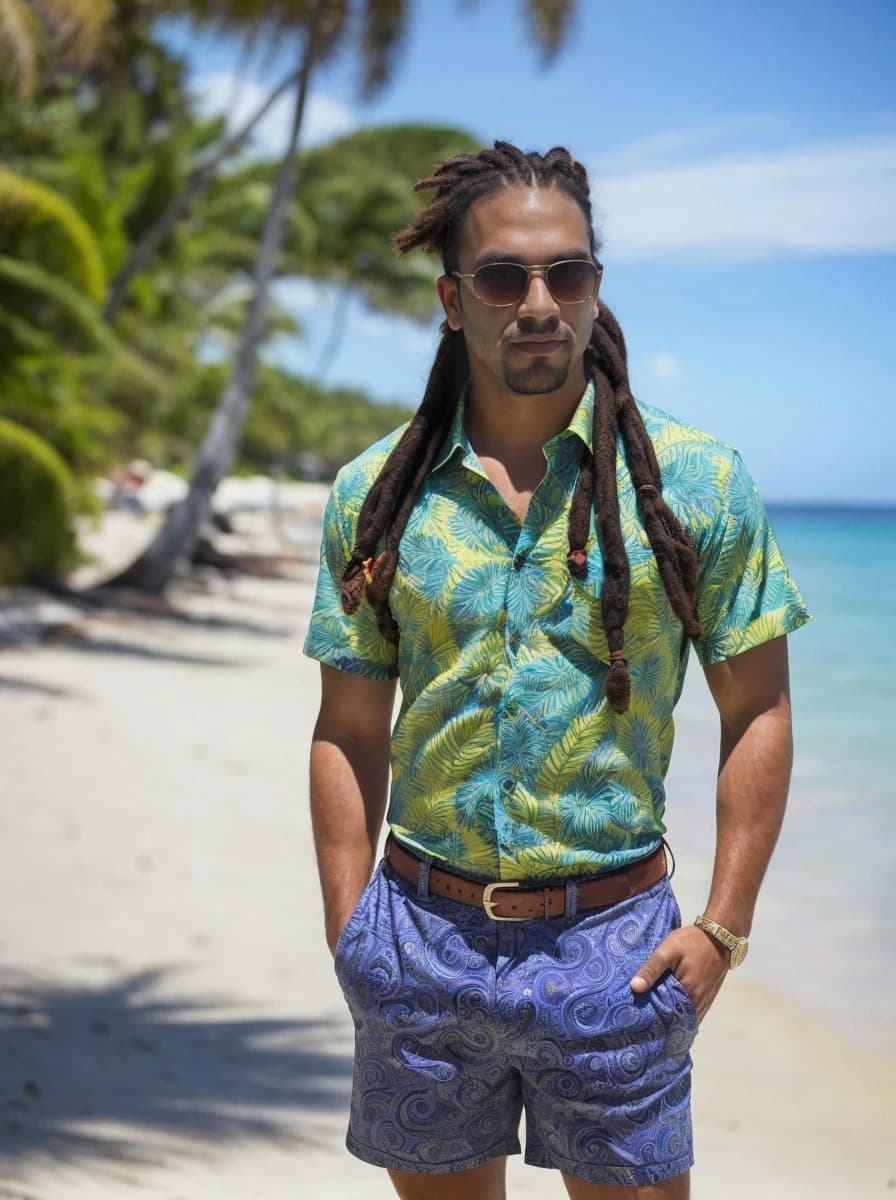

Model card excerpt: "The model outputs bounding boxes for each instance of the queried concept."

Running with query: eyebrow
[471,249,593,269]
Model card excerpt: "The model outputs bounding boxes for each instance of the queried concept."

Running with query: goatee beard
[502,360,571,395]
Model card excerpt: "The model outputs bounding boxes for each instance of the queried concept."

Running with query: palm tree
[102,62,306,320]
[114,0,578,591]
[0,0,114,97]
[0,167,107,300]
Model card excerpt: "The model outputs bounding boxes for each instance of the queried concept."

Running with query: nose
[517,270,559,321]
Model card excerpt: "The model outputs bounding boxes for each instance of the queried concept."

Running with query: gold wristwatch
[694,915,749,969]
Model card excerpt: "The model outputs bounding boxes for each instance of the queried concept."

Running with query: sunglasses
[451,259,602,307]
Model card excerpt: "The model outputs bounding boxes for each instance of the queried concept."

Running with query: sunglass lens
[474,263,528,305]
[547,260,598,302]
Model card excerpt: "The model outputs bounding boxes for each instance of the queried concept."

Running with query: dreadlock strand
[616,394,662,488]
[341,331,459,608]
[596,304,629,369]
[607,359,702,640]
[589,314,702,643]
[566,444,593,579]
[590,321,630,396]
[590,362,632,714]
[367,386,458,627]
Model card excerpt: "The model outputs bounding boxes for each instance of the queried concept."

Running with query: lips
[512,338,566,354]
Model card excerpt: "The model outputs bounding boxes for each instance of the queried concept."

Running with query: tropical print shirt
[303,380,812,881]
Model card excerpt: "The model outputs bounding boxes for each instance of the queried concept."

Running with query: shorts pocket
[333,861,383,964]
[660,969,699,1027]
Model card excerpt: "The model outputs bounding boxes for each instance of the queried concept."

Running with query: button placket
[499,516,541,839]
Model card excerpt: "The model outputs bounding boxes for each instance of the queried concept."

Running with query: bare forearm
[640,640,799,1016]
[309,730,390,949]
[703,703,793,937]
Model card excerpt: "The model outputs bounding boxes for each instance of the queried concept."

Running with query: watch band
[694,914,749,969]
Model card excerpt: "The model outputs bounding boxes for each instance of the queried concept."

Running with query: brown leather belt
[384,833,668,920]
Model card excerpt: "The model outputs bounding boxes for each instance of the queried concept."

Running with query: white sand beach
[1,506,893,1198]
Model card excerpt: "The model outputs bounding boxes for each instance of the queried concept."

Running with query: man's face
[436,184,600,397]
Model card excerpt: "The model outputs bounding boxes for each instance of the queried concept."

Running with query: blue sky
[162,1,896,503]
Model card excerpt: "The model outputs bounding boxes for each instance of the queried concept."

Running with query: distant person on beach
[303,142,812,1199]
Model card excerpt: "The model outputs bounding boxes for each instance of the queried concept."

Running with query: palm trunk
[102,64,302,322]
[109,15,323,592]
[313,285,352,381]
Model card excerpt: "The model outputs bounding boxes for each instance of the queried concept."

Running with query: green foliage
[0,15,476,547]
[153,362,413,479]
[0,166,107,299]
[0,417,78,584]
[240,366,414,476]
[215,123,481,321]
[0,0,114,99]
[0,255,112,351]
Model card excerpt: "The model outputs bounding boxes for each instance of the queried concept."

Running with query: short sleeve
[301,478,399,680]
[692,449,812,665]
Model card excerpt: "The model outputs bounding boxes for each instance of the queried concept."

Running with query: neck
[464,358,588,461]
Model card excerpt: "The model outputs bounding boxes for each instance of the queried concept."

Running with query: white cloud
[600,113,783,170]
[647,353,681,380]
[355,310,438,353]
[274,277,329,314]
[272,277,439,376]
[589,133,896,260]
[301,94,357,148]
[192,69,355,157]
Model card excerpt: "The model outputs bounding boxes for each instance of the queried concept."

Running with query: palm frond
[0,167,106,300]
[359,0,408,98]
[0,255,110,347]
[520,0,575,63]
[0,0,40,97]
[36,0,115,65]
[1,309,55,355]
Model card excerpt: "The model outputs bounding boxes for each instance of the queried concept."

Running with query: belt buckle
[482,880,525,921]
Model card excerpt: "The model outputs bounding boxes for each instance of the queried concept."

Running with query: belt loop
[564,880,579,919]
[417,857,432,899]
[661,837,676,880]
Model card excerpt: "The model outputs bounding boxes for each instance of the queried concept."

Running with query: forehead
[457,184,592,266]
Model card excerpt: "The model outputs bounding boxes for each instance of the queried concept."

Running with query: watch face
[730,941,748,969]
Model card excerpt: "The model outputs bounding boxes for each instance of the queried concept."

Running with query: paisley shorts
[333,853,698,1188]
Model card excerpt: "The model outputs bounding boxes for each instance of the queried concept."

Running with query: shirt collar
[429,377,594,475]
[555,377,594,457]
[429,382,470,474]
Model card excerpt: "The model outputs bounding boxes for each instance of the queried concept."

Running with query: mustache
[504,324,570,344]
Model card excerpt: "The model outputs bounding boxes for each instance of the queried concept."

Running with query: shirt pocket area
[569,573,612,667]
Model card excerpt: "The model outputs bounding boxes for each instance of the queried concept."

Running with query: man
[303,141,811,1199]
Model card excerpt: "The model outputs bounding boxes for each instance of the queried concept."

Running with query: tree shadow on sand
[0,676,87,700]
[55,637,254,668]
[0,966,354,1169]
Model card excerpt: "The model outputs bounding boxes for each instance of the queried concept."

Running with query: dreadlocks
[338,140,701,714]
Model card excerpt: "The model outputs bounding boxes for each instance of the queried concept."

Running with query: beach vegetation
[0,17,473,585]
[0,1,575,590]
[0,417,79,585]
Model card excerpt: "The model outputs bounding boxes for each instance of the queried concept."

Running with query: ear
[436,274,463,332]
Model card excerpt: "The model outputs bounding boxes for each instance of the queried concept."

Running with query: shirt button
[509,630,521,650]
[501,778,515,793]
[512,553,526,570]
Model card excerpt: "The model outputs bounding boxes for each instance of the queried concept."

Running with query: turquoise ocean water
[770,506,895,1046]
[667,506,896,1051]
